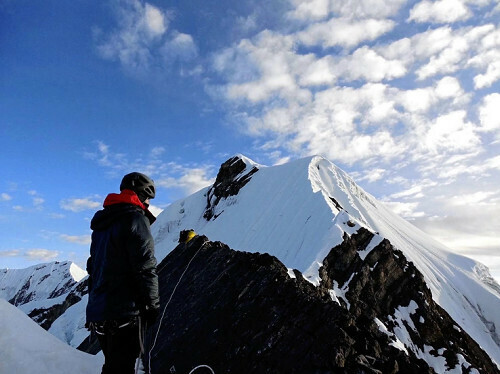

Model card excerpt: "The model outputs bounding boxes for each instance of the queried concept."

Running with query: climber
[86,172,160,374]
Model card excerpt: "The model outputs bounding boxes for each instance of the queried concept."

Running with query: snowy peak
[152,154,500,368]
[0,261,86,309]
[308,156,376,228]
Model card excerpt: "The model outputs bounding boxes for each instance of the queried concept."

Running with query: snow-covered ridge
[0,298,101,374]
[152,154,500,367]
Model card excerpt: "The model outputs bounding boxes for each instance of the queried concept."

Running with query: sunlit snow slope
[152,155,500,366]
[0,298,102,374]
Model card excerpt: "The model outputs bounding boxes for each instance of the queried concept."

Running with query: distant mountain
[0,260,89,344]
[3,154,500,373]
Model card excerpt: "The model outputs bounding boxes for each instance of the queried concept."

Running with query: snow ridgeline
[0,298,102,374]
[152,155,500,368]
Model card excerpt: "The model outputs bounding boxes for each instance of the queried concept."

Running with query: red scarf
[103,189,156,224]
[103,189,145,209]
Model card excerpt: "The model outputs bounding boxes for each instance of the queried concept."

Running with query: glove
[142,305,160,326]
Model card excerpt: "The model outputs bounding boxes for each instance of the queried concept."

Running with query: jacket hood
[103,189,145,209]
[90,190,156,230]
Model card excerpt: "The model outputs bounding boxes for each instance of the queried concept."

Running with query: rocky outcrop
[29,279,88,330]
[143,232,498,374]
[203,156,258,220]
[320,227,497,373]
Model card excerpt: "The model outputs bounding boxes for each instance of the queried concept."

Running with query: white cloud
[390,185,424,199]
[150,146,166,158]
[0,193,12,201]
[25,249,59,262]
[60,234,91,246]
[287,0,330,21]
[435,76,462,99]
[84,141,218,199]
[416,36,469,80]
[33,197,45,207]
[144,3,166,36]
[61,198,101,212]
[383,201,425,218]
[288,0,408,20]
[449,191,497,206]
[297,17,395,48]
[157,167,215,195]
[332,46,407,82]
[298,56,336,86]
[408,0,471,24]
[0,250,21,257]
[95,0,198,74]
[95,0,167,72]
[221,31,308,103]
[162,31,198,62]
[421,111,481,154]
[329,0,408,18]
[358,168,387,183]
[467,26,500,89]
[479,93,500,133]
[0,249,60,262]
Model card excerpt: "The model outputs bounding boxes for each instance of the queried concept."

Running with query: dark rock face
[320,228,498,374]
[144,233,498,374]
[203,156,258,220]
[28,279,88,330]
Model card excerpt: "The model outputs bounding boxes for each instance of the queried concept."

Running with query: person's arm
[126,214,160,319]
[86,255,93,293]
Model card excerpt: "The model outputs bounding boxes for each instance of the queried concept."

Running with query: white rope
[147,241,214,374]
[188,365,215,374]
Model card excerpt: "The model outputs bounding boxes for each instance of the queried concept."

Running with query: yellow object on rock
[179,229,197,243]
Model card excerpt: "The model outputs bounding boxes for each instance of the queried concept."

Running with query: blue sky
[1,0,499,280]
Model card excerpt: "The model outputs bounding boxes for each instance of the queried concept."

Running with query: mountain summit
[152,154,500,369]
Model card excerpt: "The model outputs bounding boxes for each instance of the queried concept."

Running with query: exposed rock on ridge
[320,228,496,373]
[145,233,498,373]
[203,156,258,220]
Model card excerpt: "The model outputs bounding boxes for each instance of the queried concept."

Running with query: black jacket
[86,193,159,323]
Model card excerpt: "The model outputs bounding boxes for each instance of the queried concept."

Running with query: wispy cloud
[0,193,12,201]
[0,248,60,262]
[60,197,101,212]
[85,141,216,198]
[408,0,472,24]
[94,0,197,75]
[60,234,91,246]
[157,167,215,195]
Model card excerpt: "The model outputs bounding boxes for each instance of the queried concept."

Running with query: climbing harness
[88,317,147,374]
[146,237,215,374]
